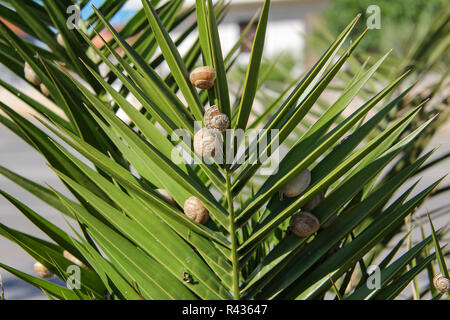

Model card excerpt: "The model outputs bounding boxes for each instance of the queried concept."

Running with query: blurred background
[1,0,449,299]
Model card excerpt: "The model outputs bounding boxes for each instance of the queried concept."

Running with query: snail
[24,61,41,86]
[189,66,216,90]
[433,273,450,293]
[303,192,324,211]
[289,212,320,238]
[40,83,50,97]
[33,261,53,278]
[204,105,229,133]
[183,272,194,284]
[281,169,311,198]
[63,250,86,268]
[183,196,209,224]
[56,33,65,48]
[193,128,221,158]
[155,188,177,206]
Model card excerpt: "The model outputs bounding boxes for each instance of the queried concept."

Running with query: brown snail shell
[183,196,209,224]
[193,128,220,158]
[63,250,86,268]
[303,192,324,211]
[289,212,319,238]
[190,66,216,90]
[433,273,450,293]
[24,61,41,85]
[33,261,53,278]
[40,83,50,97]
[204,105,229,133]
[282,169,311,198]
[155,188,177,206]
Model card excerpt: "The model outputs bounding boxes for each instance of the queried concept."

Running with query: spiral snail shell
[281,169,311,198]
[433,273,450,293]
[33,261,53,278]
[204,105,229,133]
[190,66,216,90]
[193,128,221,158]
[289,212,320,238]
[24,61,41,86]
[155,188,177,206]
[183,196,209,224]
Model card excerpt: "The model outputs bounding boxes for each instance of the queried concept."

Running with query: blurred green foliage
[322,0,446,53]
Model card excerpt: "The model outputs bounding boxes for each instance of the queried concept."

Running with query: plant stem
[226,170,240,300]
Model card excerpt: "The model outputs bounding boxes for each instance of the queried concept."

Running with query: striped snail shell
[433,273,450,293]
[193,128,221,158]
[183,196,209,224]
[204,105,229,133]
[189,66,216,90]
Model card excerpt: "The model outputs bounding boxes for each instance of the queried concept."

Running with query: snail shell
[40,83,50,97]
[289,212,320,238]
[189,66,216,90]
[183,196,209,224]
[303,192,324,211]
[193,128,221,158]
[33,261,53,278]
[24,61,41,85]
[56,33,65,48]
[204,105,229,133]
[282,169,311,198]
[63,250,86,268]
[155,188,177,206]
[433,273,450,293]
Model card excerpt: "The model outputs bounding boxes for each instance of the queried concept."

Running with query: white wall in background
[123,0,325,59]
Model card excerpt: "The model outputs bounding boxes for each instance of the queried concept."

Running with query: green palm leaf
[0,0,447,300]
